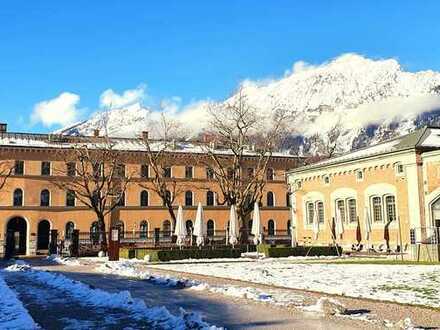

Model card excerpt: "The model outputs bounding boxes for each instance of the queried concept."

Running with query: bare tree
[0,160,13,191]
[305,122,343,163]
[53,137,132,249]
[140,114,188,226]
[201,89,291,237]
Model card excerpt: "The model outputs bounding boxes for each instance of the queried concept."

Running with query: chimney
[142,131,149,140]
[0,123,7,133]
[93,129,100,137]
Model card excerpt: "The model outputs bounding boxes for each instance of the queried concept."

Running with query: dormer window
[395,162,405,176]
[356,169,364,181]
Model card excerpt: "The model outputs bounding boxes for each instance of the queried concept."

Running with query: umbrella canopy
[364,207,372,240]
[251,202,263,245]
[229,204,239,246]
[335,207,344,238]
[194,202,206,246]
[356,217,362,243]
[312,206,319,240]
[174,205,187,247]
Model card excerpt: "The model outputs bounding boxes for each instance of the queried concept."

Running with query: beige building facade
[0,129,298,257]
[287,127,440,251]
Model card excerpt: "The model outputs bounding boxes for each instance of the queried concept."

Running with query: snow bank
[0,272,38,329]
[46,255,81,266]
[5,264,219,330]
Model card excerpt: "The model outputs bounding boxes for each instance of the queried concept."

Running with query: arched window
[13,188,23,206]
[140,190,149,207]
[65,221,75,240]
[185,191,193,206]
[207,220,215,237]
[266,168,274,181]
[385,195,396,223]
[348,198,357,223]
[163,220,171,237]
[317,201,324,224]
[371,196,382,223]
[267,192,275,207]
[164,190,172,206]
[66,190,75,207]
[90,221,99,244]
[186,220,193,235]
[206,191,214,206]
[306,202,314,224]
[268,219,275,236]
[140,220,148,238]
[40,189,50,207]
[115,220,125,238]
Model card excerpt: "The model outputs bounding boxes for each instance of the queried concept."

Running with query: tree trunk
[98,214,107,252]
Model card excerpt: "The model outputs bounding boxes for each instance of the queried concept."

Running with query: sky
[1,1,440,133]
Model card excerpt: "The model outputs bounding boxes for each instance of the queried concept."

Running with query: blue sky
[1,1,439,132]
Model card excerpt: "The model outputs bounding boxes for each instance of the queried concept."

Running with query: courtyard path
[25,259,380,329]
[2,268,155,329]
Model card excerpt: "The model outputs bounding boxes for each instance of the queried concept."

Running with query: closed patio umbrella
[364,207,372,241]
[229,204,239,246]
[312,206,319,240]
[194,202,206,247]
[335,207,344,238]
[251,202,263,245]
[174,205,187,248]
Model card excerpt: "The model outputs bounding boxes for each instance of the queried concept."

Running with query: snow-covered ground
[149,258,440,308]
[0,270,38,329]
[5,263,219,330]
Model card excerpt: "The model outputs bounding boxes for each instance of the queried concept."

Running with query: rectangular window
[66,190,75,207]
[41,161,51,176]
[306,202,314,225]
[185,166,193,179]
[348,198,357,223]
[67,162,76,176]
[385,195,396,223]
[116,164,126,177]
[336,200,346,223]
[317,201,324,223]
[206,167,214,179]
[163,167,171,178]
[372,196,383,222]
[140,164,149,178]
[14,160,24,176]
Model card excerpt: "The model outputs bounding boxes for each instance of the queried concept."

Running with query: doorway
[5,217,27,257]
[37,220,50,252]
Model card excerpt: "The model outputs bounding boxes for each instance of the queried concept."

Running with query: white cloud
[31,92,81,127]
[99,84,146,109]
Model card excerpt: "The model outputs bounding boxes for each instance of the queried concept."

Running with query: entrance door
[5,217,27,257]
[37,220,50,251]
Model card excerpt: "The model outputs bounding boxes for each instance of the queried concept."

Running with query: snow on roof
[290,126,440,173]
[0,132,296,159]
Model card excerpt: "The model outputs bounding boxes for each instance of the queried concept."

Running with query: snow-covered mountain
[59,53,440,153]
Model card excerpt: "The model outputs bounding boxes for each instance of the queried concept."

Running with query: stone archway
[5,217,27,258]
[37,220,50,252]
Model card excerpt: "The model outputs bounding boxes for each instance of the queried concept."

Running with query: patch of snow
[0,271,38,329]
[150,259,440,308]
[46,255,80,266]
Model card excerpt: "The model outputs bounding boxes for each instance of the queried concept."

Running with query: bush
[121,247,243,262]
[257,244,342,258]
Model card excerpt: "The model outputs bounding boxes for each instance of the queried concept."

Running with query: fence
[60,228,293,256]
[409,227,440,262]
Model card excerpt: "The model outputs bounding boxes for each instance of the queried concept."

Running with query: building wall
[288,150,422,249]
[0,146,295,256]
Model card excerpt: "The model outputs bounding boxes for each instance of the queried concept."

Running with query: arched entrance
[37,220,50,252]
[5,217,27,258]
